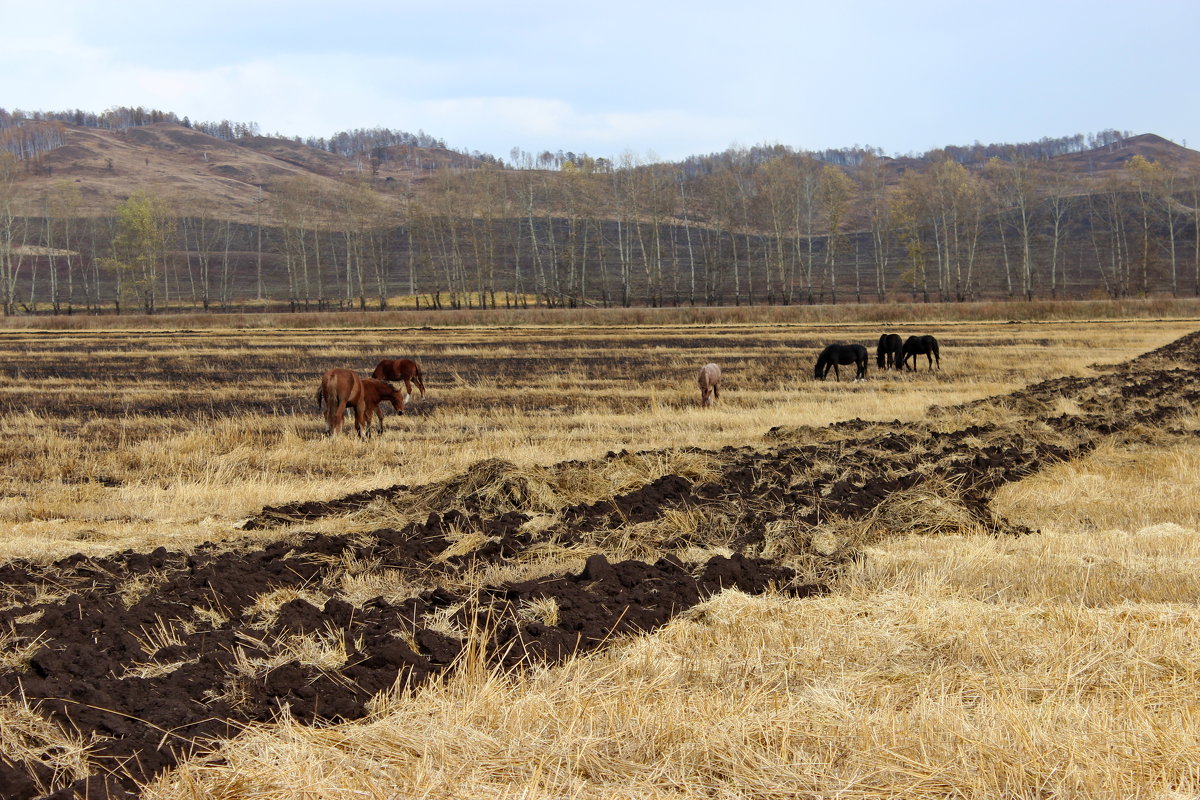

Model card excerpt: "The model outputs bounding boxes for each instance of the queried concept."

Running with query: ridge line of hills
[2,113,1200,310]
[2,114,1196,224]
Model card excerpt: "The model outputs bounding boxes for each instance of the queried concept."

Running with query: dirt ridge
[3,329,1200,799]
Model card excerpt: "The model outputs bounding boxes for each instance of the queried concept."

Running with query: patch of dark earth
[4,329,1200,799]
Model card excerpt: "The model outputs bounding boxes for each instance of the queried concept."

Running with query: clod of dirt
[5,327,1200,799]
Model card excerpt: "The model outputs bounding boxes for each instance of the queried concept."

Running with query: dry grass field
[1,312,1191,560]
[3,303,1200,799]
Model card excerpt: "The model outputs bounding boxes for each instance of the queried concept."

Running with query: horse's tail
[876,337,887,369]
[414,367,426,396]
[316,379,325,410]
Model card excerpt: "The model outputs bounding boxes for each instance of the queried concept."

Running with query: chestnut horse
[698,363,721,407]
[372,358,425,399]
[316,368,366,436]
[356,378,406,435]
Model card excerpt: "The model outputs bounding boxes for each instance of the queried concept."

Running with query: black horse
[815,343,868,381]
[900,334,941,371]
[876,333,903,370]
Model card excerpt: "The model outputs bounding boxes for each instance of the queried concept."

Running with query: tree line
[2,124,1199,315]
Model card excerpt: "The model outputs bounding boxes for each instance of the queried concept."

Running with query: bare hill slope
[16,122,403,220]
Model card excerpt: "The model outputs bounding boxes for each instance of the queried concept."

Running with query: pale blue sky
[3,0,1197,161]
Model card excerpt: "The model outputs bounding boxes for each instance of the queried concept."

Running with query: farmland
[2,303,1200,798]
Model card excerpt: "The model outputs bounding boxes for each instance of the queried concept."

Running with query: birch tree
[107,191,170,314]
[0,153,27,315]
[858,153,893,302]
[817,165,854,304]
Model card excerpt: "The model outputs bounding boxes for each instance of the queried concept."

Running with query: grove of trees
[1,114,1198,315]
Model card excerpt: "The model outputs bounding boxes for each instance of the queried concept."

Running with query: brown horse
[316,368,366,436]
[698,363,721,407]
[372,358,426,399]
[356,378,406,435]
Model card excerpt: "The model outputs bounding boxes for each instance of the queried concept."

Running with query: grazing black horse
[815,343,868,381]
[876,333,903,370]
[900,334,941,371]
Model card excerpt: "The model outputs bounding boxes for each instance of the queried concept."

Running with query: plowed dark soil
[4,328,1200,799]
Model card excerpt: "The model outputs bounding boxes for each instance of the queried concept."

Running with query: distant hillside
[1050,133,1200,174]
[2,112,1199,313]
[5,122,393,219]
[5,116,1199,222]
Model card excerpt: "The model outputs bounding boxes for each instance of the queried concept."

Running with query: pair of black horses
[814,334,941,381]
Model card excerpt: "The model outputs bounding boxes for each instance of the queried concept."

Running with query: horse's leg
[333,398,348,435]
[320,385,332,435]
[352,400,366,437]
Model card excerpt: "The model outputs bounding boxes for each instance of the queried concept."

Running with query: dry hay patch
[6,325,1200,797]
[412,458,563,517]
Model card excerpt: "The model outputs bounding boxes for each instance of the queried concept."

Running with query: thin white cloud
[2,0,1197,161]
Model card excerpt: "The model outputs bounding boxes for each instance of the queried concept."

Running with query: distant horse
[815,343,868,381]
[355,378,406,435]
[317,368,366,436]
[698,363,721,407]
[900,334,941,371]
[372,358,426,399]
[877,333,903,370]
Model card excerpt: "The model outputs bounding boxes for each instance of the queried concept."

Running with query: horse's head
[385,384,407,415]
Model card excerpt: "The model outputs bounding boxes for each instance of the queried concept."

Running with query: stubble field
[2,307,1200,799]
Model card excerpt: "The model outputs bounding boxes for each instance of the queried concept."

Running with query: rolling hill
[3,117,1200,310]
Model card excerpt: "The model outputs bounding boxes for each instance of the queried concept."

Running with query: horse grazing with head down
[815,343,868,381]
[372,358,425,399]
[355,378,406,435]
[877,333,903,370]
[698,363,721,407]
[900,334,941,371]
[317,368,367,436]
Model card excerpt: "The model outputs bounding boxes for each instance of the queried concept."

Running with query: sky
[3,0,1198,163]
